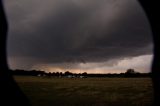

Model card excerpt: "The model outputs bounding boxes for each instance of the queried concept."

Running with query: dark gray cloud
[4,0,153,69]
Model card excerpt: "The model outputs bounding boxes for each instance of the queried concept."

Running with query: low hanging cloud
[4,0,153,72]
[30,55,153,73]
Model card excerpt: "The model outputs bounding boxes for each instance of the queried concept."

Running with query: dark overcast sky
[4,0,153,73]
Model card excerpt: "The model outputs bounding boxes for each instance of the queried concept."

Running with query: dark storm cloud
[5,0,153,68]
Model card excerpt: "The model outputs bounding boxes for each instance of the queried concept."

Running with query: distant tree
[47,72,52,77]
[59,72,63,77]
[55,72,60,76]
[124,69,137,77]
[82,72,87,76]
[64,71,72,76]
[125,69,136,74]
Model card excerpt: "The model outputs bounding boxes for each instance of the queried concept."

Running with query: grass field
[14,76,154,106]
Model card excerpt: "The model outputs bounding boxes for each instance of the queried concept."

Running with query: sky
[4,0,153,73]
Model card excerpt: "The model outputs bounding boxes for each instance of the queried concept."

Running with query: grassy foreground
[14,76,154,106]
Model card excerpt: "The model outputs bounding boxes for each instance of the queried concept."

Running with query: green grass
[14,76,154,106]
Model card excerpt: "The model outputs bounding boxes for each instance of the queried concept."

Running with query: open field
[14,76,154,106]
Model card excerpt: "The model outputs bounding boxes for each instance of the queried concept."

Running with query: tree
[82,72,87,76]
[125,69,136,74]
[64,71,72,76]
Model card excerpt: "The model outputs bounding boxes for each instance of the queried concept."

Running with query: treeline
[11,69,45,76]
[11,69,152,78]
[11,69,87,78]
[84,73,151,78]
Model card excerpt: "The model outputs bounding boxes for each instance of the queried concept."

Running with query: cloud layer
[4,0,153,72]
